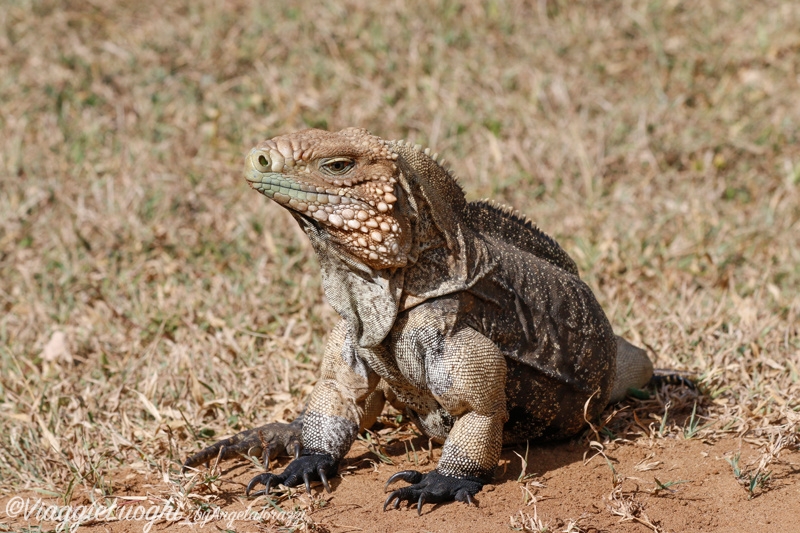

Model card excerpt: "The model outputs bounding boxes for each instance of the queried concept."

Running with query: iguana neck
[387,142,491,311]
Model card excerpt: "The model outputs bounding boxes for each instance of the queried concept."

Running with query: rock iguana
[184,128,686,513]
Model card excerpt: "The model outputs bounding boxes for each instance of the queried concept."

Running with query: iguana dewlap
[185,128,658,513]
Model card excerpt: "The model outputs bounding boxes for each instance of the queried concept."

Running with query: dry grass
[1,0,798,525]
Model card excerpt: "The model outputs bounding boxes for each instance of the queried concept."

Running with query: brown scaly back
[465,199,579,276]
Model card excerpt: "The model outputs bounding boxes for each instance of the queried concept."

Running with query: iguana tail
[650,369,697,391]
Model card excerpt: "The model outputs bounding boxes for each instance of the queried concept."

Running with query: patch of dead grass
[1,0,798,529]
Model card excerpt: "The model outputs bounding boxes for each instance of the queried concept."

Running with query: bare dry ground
[1,1,799,532]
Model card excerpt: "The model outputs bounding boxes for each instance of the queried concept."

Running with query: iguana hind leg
[182,417,302,472]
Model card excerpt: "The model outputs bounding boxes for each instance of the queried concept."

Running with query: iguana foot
[383,470,483,515]
[246,452,337,496]
[183,419,302,472]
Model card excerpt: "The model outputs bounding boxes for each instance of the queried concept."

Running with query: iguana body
[184,128,656,512]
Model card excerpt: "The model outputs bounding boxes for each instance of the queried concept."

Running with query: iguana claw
[384,469,423,490]
[319,469,331,493]
[246,452,337,496]
[246,472,277,496]
[382,470,484,515]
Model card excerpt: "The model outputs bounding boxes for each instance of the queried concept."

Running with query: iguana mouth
[246,170,369,213]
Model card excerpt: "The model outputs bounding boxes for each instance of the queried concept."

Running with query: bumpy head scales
[245,128,409,269]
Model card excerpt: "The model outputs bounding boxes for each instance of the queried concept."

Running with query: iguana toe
[246,452,337,496]
[382,470,483,515]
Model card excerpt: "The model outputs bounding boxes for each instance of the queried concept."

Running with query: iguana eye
[319,158,355,175]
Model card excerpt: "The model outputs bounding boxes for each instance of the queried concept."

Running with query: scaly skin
[186,128,670,513]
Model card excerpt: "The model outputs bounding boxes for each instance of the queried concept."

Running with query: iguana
[184,128,687,514]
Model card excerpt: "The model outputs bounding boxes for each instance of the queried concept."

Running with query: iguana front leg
[384,325,507,514]
[247,320,383,495]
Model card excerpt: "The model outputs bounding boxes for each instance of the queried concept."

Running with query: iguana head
[245,127,410,269]
[245,127,473,346]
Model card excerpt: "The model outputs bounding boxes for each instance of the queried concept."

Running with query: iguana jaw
[244,129,409,269]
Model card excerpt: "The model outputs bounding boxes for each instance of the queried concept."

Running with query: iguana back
[465,199,579,276]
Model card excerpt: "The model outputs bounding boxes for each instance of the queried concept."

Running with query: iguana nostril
[253,151,271,172]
